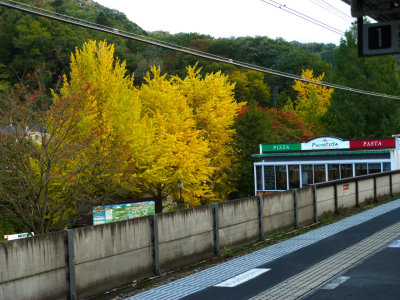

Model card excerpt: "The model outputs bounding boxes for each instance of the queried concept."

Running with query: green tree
[230,105,314,198]
[229,70,271,107]
[326,26,400,138]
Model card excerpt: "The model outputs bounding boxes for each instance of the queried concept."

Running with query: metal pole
[65,230,77,300]
[293,189,299,230]
[212,203,220,257]
[258,195,265,241]
[334,183,338,215]
[312,185,318,223]
[150,215,161,276]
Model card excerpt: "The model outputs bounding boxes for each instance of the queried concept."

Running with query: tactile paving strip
[250,221,400,300]
[127,199,400,300]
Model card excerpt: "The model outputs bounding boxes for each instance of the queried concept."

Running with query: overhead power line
[0,0,400,101]
[310,0,354,23]
[260,0,345,36]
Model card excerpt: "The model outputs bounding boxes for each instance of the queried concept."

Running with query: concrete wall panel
[76,247,153,297]
[376,175,390,198]
[262,191,293,217]
[74,216,151,264]
[0,231,66,300]
[0,269,67,300]
[392,173,400,194]
[158,206,213,271]
[337,182,356,209]
[358,178,375,204]
[218,197,259,249]
[74,217,153,297]
[262,191,294,233]
[263,211,294,234]
[316,186,335,215]
[297,187,314,226]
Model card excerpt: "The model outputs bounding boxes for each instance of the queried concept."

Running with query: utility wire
[1,0,400,100]
[310,0,354,23]
[260,0,345,36]
[3,0,235,64]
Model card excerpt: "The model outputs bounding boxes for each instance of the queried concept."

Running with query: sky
[95,0,355,45]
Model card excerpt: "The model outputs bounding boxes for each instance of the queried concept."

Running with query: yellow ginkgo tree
[176,65,245,202]
[55,40,152,197]
[284,69,334,134]
[135,66,213,211]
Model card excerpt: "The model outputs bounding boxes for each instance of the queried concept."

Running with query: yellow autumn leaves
[50,40,244,210]
[284,69,334,134]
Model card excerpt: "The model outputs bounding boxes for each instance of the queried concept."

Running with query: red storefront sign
[350,138,395,149]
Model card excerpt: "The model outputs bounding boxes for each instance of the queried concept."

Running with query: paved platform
[127,199,400,300]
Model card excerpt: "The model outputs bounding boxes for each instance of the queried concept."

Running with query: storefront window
[264,166,275,190]
[340,164,353,179]
[289,165,300,189]
[355,163,368,176]
[301,165,313,186]
[383,162,391,172]
[276,165,287,190]
[368,163,381,174]
[256,166,263,190]
[314,164,326,183]
[328,164,340,181]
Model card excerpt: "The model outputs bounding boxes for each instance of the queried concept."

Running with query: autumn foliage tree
[176,66,245,202]
[57,41,242,213]
[284,69,334,134]
[0,65,100,234]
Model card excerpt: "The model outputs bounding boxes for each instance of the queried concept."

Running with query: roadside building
[253,136,400,195]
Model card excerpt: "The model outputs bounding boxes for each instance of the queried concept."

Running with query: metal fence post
[258,195,265,241]
[312,185,318,223]
[334,183,338,215]
[150,214,161,276]
[355,179,360,208]
[293,189,299,230]
[390,173,393,197]
[212,203,220,257]
[374,176,377,203]
[65,229,77,300]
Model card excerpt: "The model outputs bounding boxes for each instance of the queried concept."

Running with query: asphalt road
[181,207,400,300]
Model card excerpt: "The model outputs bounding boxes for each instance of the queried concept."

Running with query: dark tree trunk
[155,188,163,214]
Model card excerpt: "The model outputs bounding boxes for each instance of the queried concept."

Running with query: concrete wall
[2,170,400,299]
[219,197,259,249]
[337,182,356,210]
[297,187,314,226]
[392,173,400,194]
[358,177,375,204]
[0,231,67,300]
[262,190,294,234]
[74,216,153,298]
[376,175,390,198]
[316,185,335,216]
[158,206,214,272]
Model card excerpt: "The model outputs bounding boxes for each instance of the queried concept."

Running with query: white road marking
[388,239,400,248]
[321,276,350,290]
[214,268,271,287]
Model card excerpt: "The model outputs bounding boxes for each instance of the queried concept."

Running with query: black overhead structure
[342,0,400,56]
